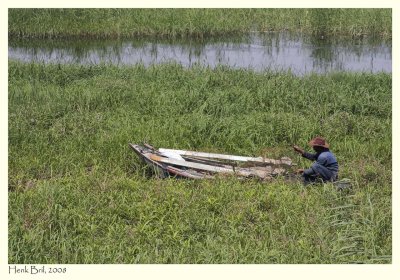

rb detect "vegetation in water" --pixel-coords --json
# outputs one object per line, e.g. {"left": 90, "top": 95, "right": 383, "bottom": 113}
{"left": 8, "top": 8, "right": 392, "bottom": 39}
{"left": 8, "top": 61, "right": 391, "bottom": 263}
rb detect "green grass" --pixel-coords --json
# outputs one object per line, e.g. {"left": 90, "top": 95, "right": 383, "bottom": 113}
{"left": 8, "top": 62, "right": 391, "bottom": 263}
{"left": 8, "top": 8, "right": 392, "bottom": 39}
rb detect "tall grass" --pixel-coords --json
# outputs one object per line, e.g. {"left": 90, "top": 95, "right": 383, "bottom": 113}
{"left": 8, "top": 62, "right": 391, "bottom": 263}
{"left": 8, "top": 8, "right": 392, "bottom": 39}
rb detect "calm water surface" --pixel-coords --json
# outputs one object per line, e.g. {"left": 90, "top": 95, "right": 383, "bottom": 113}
{"left": 8, "top": 32, "right": 392, "bottom": 75}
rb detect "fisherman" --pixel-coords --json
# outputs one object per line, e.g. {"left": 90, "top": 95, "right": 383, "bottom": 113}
{"left": 293, "top": 137, "right": 339, "bottom": 184}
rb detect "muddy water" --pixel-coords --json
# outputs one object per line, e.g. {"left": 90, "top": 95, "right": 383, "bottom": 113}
{"left": 8, "top": 32, "right": 391, "bottom": 75}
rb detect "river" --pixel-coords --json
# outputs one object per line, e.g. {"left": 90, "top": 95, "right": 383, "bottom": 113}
{"left": 8, "top": 32, "right": 391, "bottom": 75}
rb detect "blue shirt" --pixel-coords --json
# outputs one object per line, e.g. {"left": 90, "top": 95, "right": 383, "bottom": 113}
{"left": 302, "top": 150, "right": 339, "bottom": 175}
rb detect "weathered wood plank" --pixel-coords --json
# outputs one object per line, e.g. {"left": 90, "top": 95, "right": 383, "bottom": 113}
{"left": 166, "top": 166, "right": 215, "bottom": 179}
{"left": 149, "top": 154, "right": 281, "bottom": 179}
{"left": 158, "top": 148, "right": 292, "bottom": 166}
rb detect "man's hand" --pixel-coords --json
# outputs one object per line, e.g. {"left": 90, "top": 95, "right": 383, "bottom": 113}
{"left": 293, "top": 145, "right": 304, "bottom": 154}
{"left": 296, "top": 168, "right": 304, "bottom": 174}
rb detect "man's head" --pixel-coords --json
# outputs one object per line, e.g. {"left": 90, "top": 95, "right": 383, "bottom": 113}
{"left": 308, "top": 137, "right": 329, "bottom": 152}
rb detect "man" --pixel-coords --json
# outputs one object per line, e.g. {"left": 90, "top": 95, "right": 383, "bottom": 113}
{"left": 293, "top": 137, "right": 339, "bottom": 184}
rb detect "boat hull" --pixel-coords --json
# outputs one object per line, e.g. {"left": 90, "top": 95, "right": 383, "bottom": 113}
{"left": 129, "top": 143, "right": 291, "bottom": 180}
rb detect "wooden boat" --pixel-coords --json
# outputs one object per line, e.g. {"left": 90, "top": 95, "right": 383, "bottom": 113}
{"left": 129, "top": 143, "right": 293, "bottom": 180}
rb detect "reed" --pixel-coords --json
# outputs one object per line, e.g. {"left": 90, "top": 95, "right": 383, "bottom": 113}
{"left": 8, "top": 62, "right": 391, "bottom": 263}
{"left": 8, "top": 8, "right": 392, "bottom": 39}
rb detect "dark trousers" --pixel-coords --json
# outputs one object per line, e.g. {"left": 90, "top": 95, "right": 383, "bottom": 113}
{"left": 303, "top": 163, "right": 338, "bottom": 184}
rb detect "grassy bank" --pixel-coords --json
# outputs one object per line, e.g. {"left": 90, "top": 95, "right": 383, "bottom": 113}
{"left": 8, "top": 8, "right": 392, "bottom": 39}
{"left": 8, "top": 62, "right": 391, "bottom": 263}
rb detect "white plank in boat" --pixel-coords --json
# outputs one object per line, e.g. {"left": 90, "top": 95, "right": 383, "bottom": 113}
{"left": 158, "top": 148, "right": 291, "bottom": 166}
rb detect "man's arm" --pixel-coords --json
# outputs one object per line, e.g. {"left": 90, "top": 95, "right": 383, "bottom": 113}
{"left": 293, "top": 145, "right": 304, "bottom": 154}
{"left": 302, "top": 152, "right": 318, "bottom": 161}
{"left": 293, "top": 145, "right": 317, "bottom": 161}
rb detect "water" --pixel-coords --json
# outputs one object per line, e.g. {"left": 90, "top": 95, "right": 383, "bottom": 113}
{"left": 8, "top": 32, "right": 391, "bottom": 75}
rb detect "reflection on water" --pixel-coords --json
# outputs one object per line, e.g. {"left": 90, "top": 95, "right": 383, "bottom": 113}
{"left": 8, "top": 32, "right": 391, "bottom": 75}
